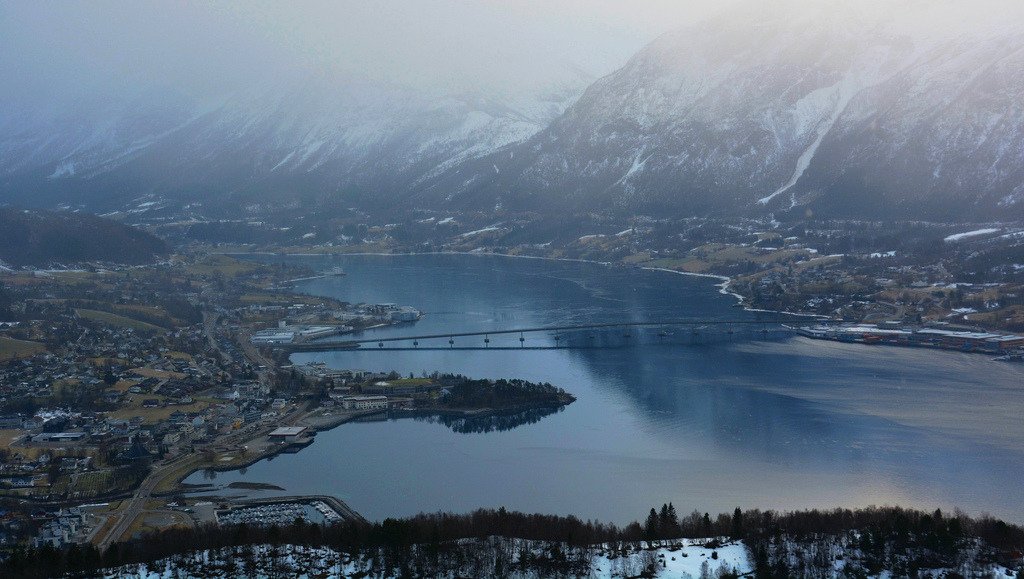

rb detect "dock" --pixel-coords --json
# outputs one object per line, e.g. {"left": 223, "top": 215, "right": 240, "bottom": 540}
{"left": 233, "top": 494, "right": 368, "bottom": 525}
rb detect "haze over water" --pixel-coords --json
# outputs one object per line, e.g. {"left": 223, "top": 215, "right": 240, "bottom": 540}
{"left": 191, "top": 254, "right": 1024, "bottom": 523}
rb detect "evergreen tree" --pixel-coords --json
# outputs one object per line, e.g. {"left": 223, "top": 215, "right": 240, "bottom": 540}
{"left": 731, "top": 507, "right": 744, "bottom": 538}
{"left": 644, "top": 508, "right": 660, "bottom": 541}
{"left": 666, "top": 502, "right": 680, "bottom": 536}
{"left": 659, "top": 504, "right": 671, "bottom": 537}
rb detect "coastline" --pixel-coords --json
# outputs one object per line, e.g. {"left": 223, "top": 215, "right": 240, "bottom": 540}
{"left": 225, "top": 248, "right": 829, "bottom": 320}
{"left": 150, "top": 248, "right": 1024, "bottom": 531}
{"left": 162, "top": 408, "right": 388, "bottom": 498}
{"left": 172, "top": 393, "right": 577, "bottom": 497}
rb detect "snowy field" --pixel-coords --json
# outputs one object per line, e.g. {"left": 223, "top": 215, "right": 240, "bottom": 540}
{"left": 95, "top": 538, "right": 1019, "bottom": 578}
{"left": 100, "top": 540, "right": 750, "bottom": 579}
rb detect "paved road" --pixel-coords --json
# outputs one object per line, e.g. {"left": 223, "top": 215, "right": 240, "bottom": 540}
{"left": 95, "top": 454, "right": 187, "bottom": 551}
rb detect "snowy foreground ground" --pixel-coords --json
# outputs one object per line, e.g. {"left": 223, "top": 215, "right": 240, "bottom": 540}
{"left": 591, "top": 539, "right": 749, "bottom": 578}
{"left": 100, "top": 539, "right": 748, "bottom": 579}
{"left": 97, "top": 538, "right": 1017, "bottom": 578}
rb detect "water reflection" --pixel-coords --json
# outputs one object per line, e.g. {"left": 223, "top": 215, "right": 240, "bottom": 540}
{"left": 190, "top": 254, "right": 1024, "bottom": 523}
{"left": 413, "top": 406, "right": 567, "bottom": 434}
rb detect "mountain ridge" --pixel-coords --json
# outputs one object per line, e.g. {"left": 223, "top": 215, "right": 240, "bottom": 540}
{"left": 413, "top": 6, "right": 1024, "bottom": 220}
{"left": 1, "top": 4, "right": 1023, "bottom": 220}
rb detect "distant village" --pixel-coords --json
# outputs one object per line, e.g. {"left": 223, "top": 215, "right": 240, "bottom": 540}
{"left": 0, "top": 255, "right": 430, "bottom": 550}
{"left": 0, "top": 251, "right": 575, "bottom": 553}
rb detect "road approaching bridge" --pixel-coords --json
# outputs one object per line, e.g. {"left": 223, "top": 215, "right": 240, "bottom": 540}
{"left": 281, "top": 318, "right": 805, "bottom": 352}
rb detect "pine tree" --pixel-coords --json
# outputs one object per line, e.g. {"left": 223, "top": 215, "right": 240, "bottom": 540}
{"left": 731, "top": 507, "right": 744, "bottom": 538}
{"left": 667, "top": 503, "right": 680, "bottom": 536}
{"left": 645, "top": 508, "right": 660, "bottom": 541}
{"left": 659, "top": 504, "right": 671, "bottom": 537}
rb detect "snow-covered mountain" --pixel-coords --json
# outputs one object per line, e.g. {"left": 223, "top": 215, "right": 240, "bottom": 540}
{"left": 416, "top": 4, "right": 1024, "bottom": 220}
{"left": 0, "top": 71, "right": 588, "bottom": 210}
{"left": 2, "top": 2, "right": 1023, "bottom": 220}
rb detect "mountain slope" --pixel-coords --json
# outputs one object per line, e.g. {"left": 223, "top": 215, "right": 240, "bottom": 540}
{"left": 415, "top": 6, "right": 1024, "bottom": 219}
{"left": 0, "top": 208, "right": 168, "bottom": 266}
{"left": 2, "top": 4, "right": 1022, "bottom": 220}
{"left": 0, "top": 72, "right": 587, "bottom": 212}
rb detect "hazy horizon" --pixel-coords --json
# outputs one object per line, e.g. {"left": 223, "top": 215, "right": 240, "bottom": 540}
{"left": 4, "top": 0, "right": 1023, "bottom": 111}
{"left": 0, "top": 0, "right": 741, "bottom": 109}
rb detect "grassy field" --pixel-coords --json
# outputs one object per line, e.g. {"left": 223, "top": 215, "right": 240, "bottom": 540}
{"left": 111, "top": 304, "right": 179, "bottom": 327}
{"left": 33, "top": 298, "right": 180, "bottom": 328}
{"left": 75, "top": 308, "right": 166, "bottom": 333}
{"left": 646, "top": 244, "right": 816, "bottom": 275}
{"left": 239, "top": 292, "right": 326, "bottom": 306}
{"left": 110, "top": 379, "right": 140, "bottom": 393}
{"left": 621, "top": 252, "right": 652, "bottom": 264}
{"left": 386, "top": 378, "right": 434, "bottom": 386}
{"left": 130, "top": 508, "right": 191, "bottom": 538}
{"left": 107, "top": 394, "right": 213, "bottom": 424}
{"left": 647, "top": 257, "right": 711, "bottom": 273}
{"left": 967, "top": 306, "right": 1024, "bottom": 330}
{"left": 185, "top": 254, "right": 260, "bottom": 278}
{"left": 164, "top": 351, "right": 195, "bottom": 362}
{"left": 0, "top": 336, "right": 46, "bottom": 360}
{"left": 129, "top": 367, "right": 186, "bottom": 380}
{"left": 0, "top": 429, "right": 26, "bottom": 450}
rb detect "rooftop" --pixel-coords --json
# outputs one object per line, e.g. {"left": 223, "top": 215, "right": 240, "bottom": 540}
{"left": 268, "top": 426, "right": 307, "bottom": 437}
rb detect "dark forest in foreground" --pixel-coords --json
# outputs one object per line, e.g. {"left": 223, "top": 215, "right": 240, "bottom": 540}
{"left": 4, "top": 505, "right": 1023, "bottom": 578}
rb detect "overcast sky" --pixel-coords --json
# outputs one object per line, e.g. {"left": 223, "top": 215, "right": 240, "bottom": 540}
{"left": 3, "top": 0, "right": 1022, "bottom": 110}
{"left": 0, "top": 0, "right": 738, "bottom": 107}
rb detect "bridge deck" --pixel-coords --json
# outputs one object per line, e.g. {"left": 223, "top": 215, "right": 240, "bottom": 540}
{"left": 279, "top": 318, "right": 804, "bottom": 352}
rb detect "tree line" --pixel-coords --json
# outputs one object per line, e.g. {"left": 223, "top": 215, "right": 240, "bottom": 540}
{"left": 2, "top": 504, "right": 1022, "bottom": 577}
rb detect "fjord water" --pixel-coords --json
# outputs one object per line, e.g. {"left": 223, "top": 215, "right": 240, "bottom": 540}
{"left": 193, "top": 254, "right": 1024, "bottom": 523}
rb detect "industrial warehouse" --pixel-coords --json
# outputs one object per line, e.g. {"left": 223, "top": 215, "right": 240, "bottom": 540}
{"left": 796, "top": 324, "right": 1024, "bottom": 355}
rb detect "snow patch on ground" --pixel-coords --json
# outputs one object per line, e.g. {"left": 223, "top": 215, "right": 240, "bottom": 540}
{"left": 592, "top": 539, "right": 749, "bottom": 578}
{"left": 460, "top": 225, "right": 502, "bottom": 237}
{"left": 756, "top": 77, "right": 857, "bottom": 207}
{"left": 944, "top": 228, "right": 1001, "bottom": 242}
{"left": 48, "top": 161, "right": 77, "bottom": 178}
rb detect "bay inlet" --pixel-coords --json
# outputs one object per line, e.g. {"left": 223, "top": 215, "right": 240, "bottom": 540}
{"left": 187, "top": 254, "right": 1024, "bottom": 524}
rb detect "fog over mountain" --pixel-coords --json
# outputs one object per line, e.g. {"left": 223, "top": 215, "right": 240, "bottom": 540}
{"left": 422, "top": 1, "right": 1024, "bottom": 220}
{"left": 1, "top": 0, "right": 1022, "bottom": 219}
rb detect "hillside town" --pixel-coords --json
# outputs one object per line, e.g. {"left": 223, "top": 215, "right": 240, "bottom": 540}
{"left": 0, "top": 251, "right": 586, "bottom": 553}
{"left": 0, "top": 254, "right": 436, "bottom": 550}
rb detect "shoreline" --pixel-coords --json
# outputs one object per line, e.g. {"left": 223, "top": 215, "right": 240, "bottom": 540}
{"left": 178, "top": 400, "right": 575, "bottom": 502}
{"left": 144, "top": 248, "right": 1024, "bottom": 531}
{"left": 225, "top": 248, "right": 829, "bottom": 321}
{"left": 161, "top": 408, "right": 388, "bottom": 498}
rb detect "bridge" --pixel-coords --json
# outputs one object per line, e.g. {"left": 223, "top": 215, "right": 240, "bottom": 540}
{"left": 281, "top": 318, "right": 807, "bottom": 352}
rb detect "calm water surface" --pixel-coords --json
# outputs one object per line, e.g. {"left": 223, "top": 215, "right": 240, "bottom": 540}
{"left": 189, "top": 254, "right": 1024, "bottom": 523}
